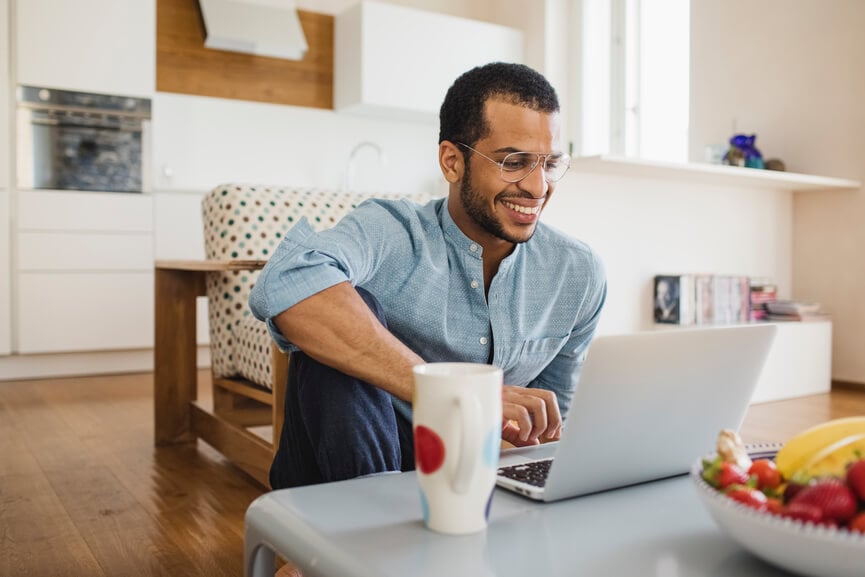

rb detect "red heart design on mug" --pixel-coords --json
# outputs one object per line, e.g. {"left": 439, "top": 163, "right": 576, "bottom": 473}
{"left": 414, "top": 425, "right": 446, "bottom": 474}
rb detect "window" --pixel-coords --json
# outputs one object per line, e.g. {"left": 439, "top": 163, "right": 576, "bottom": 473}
{"left": 576, "top": 0, "right": 689, "bottom": 162}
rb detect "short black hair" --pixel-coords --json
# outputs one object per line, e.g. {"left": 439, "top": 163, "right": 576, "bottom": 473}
{"left": 438, "top": 62, "right": 560, "bottom": 147}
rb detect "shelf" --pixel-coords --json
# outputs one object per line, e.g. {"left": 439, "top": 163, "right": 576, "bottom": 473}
{"left": 570, "top": 155, "right": 862, "bottom": 192}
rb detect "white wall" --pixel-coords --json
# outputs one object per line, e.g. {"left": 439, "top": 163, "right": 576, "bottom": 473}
{"left": 153, "top": 93, "right": 442, "bottom": 195}
{"left": 690, "top": 0, "right": 865, "bottom": 383}
{"left": 545, "top": 173, "right": 793, "bottom": 336}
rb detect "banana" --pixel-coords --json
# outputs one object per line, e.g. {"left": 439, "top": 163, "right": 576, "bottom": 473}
{"left": 774, "top": 416, "right": 865, "bottom": 479}
{"left": 793, "top": 432, "right": 865, "bottom": 481}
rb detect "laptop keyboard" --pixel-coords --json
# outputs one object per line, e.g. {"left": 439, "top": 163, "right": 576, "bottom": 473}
{"left": 497, "top": 459, "right": 553, "bottom": 487}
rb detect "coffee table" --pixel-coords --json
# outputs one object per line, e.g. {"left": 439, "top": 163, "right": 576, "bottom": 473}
{"left": 244, "top": 445, "right": 794, "bottom": 577}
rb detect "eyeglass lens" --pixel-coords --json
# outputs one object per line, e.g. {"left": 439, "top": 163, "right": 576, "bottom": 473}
{"left": 501, "top": 152, "right": 570, "bottom": 183}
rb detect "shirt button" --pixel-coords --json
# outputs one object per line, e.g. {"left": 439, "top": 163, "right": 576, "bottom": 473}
{"left": 469, "top": 244, "right": 478, "bottom": 252}
{"left": 479, "top": 337, "right": 488, "bottom": 345}
{"left": 470, "top": 280, "right": 479, "bottom": 289}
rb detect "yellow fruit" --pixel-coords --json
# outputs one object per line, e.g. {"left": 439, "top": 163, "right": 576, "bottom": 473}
{"left": 794, "top": 432, "right": 865, "bottom": 480}
{"left": 775, "top": 416, "right": 865, "bottom": 479}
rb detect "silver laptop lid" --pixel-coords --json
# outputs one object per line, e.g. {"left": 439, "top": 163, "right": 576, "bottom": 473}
{"left": 541, "top": 324, "right": 776, "bottom": 501}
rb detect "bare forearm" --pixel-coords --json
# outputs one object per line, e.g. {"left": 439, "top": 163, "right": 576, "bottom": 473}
{"left": 272, "top": 281, "right": 423, "bottom": 401}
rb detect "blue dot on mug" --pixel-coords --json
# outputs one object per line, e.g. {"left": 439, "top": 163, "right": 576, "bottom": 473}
{"left": 483, "top": 427, "right": 499, "bottom": 468}
{"left": 419, "top": 489, "right": 430, "bottom": 524}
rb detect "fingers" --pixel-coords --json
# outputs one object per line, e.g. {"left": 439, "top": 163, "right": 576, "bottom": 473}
{"left": 501, "top": 421, "right": 540, "bottom": 448}
{"left": 501, "top": 386, "right": 562, "bottom": 444}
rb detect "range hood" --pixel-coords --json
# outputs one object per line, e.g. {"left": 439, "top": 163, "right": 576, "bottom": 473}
{"left": 198, "top": 0, "right": 308, "bottom": 60}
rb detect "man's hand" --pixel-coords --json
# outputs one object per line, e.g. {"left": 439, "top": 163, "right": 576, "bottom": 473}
{"left": 501, "top": 386, "right": 562, "bottom": 447}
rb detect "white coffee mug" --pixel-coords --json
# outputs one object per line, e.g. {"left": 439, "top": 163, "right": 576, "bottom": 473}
{"left": 412, "top": 362, "right": 503, "bottom": 535}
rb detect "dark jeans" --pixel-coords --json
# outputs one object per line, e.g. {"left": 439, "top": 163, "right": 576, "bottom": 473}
{"left": 269, "top": 288, "right": 415, "bottom": 490}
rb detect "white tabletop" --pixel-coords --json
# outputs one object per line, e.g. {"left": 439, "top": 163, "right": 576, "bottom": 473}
{"left": 244, "top": 445, "right": 794, "bottom": 577}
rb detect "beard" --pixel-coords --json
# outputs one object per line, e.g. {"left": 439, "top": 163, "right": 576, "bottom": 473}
{"left": 459, "top": 164, "right": 538, "bottom": 244}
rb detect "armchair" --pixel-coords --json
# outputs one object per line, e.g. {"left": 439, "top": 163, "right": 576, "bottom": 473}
{"left": 199, "top": 183, "right": 437, "bottom": 486}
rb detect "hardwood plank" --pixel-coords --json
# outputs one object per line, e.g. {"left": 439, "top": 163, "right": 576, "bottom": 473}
{"left": 740, "top": 386, "right": 865, "bottom": 445}
{"left": 0, "top": 394, "right": 42, "bottom": 477}
{"left": 156, "top": 0, "right": 334, "bottom": 109}
{"left": 0, "top": 473, "right": 106, "bottom": 577}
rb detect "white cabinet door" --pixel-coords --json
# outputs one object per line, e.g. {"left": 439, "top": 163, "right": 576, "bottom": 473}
{"left": 15, "top": 190, "right": 155, "bottom": 354}
{"left": 153, "top": 192, "right": 210, "bottom": 345}
{"left": 18, "top": 190, "right": 153, "bottom": 232}
{"left": 0, "top": 0, "right": 8, "bottom": 183}
{"left": 17, "top": 272, "right": 154, "bottom": 353}
{"left": 0, "top": 190, "right": 10, "bottom": 356}
{"left": 18, "top": 232, "right": 153, "bottom": 271}
{"left": 16, "top": 0, "right": 155, "bottom": 97}
{"left": 0, "top": 0, "right": 10, "bottom": 355}
{"left": 335, "top": 2, "right": 523, "bottom": 120}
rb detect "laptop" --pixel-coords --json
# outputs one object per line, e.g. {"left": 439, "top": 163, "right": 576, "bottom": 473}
{"left": 496, "top": 324, "right": 777, "bottom": 502}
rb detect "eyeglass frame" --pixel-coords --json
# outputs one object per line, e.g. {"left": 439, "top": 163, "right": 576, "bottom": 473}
{"left": 456, "top": 142, "right": 571, "bottom": 183}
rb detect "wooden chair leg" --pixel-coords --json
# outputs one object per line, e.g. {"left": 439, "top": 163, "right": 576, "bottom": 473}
{"left": 271, "top": 344, "right": 289, "bottom": 455}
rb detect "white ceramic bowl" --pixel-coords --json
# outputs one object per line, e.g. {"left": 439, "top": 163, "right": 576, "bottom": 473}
{"left": 691, "top": 444, "right": 865, "bottom": 577}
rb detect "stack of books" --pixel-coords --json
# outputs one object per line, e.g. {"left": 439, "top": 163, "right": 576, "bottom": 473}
{"left": 764, "top": 300, "right": 829, "bottom": 322}
{"left": 749, "top": 279, "right": 778, "bottom": 321}
{"left": 653, "top": 274, "right": 831, "bottom": 325}
{"left": 653, "top": 274, "right": 750, "bottom": 325}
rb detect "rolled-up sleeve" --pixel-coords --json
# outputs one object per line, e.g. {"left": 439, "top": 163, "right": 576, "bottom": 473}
{"left": 248, "top": 200, "right": 403, "bottom": 352}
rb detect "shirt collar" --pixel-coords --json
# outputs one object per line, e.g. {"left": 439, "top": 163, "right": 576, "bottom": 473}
{"left": 438, "top": 198, "right": 524, "bottom": 264}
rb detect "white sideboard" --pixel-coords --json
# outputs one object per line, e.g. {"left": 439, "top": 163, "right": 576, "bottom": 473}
{"left": 15, "top": 190, "right": 154, "bottom": 353}
{"left": 749, "top": 320, "right": 832, "bottom": 403}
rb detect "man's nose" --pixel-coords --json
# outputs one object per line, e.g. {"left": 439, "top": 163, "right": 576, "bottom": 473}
{"left": 519, "top": 163, "right": 548, "bottom": 198}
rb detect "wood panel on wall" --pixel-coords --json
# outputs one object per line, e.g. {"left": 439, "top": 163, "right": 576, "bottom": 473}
{"left": 157, "top": 0, "right": 334, "bottom": 109}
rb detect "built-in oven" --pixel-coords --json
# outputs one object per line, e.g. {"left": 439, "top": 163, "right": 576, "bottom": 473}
{"left": 16, "top": 85, "right": 151, "bottom": 193}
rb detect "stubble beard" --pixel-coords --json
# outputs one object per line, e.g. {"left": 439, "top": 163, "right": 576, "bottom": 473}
{"left": 459, "top": 164, "right": 537, "bottom": 245}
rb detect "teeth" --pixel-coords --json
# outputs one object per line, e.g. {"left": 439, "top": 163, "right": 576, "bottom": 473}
{"left": 503, "top": 201, "right": 540, "bottom": 215}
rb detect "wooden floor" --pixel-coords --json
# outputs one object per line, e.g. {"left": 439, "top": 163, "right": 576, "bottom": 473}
{"left": 1, "top": 372, "right": 863, "bottom": 577}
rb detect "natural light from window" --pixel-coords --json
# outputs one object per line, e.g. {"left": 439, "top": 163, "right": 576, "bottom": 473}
{"left": 579, "top": 0, "right": 689, "bottom": 163}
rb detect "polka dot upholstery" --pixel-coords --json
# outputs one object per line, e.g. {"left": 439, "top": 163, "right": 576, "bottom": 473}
{"left": 202, "top": 183, "right": 438, "bottom": 390}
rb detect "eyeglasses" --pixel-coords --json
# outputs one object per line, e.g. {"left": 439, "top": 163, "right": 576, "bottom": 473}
{"left": 457, "top": 142, "right": 571, "bottom": 183}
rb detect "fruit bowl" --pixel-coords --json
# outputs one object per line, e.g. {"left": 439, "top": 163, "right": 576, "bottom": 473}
{"left": 692, "top": 444, "right": 865, "bottom": 577}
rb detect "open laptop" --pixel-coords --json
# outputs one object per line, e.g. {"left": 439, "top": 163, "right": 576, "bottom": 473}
{"left": 496, "top": 324, "right": 777, "bottom": 502}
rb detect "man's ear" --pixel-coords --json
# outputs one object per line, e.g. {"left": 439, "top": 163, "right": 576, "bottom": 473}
{"left": 438, "top": 141, "right": 463, "bottom": 184}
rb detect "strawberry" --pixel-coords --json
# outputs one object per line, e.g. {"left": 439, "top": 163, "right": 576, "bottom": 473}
{"left": 748, "top": 459, "right": 782, "bottom": 490}
{"left": 849, "top": 512, "right": 865, "bottom": 533}
{"left": 702, "top": 457, "right": 750, "bottom": 489}
{"left": 781, "top": 502, "right": 824, "bottom": 524}
{"left": 790, "top": 479, "right": 858, "bottom": 524}
{"left": 717, "top": 462, "right": 750, "bottom": 489}
{"left": 846, "top": 459, "right": 865, "bottom": 501}
{"left": 726, "top": 487, "right": 768, "bottom": 511}
{"left": 766, "top": 497, "right": 783, "bottom": 515}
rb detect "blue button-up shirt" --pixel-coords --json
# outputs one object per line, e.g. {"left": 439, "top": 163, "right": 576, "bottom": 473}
{"left": 249, "top": 197, "right": 606, "bottom": 420}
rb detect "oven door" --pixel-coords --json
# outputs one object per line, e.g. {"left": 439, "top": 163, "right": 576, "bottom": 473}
{"left": 17, "top": 107, "right": 147, "bottom": 193}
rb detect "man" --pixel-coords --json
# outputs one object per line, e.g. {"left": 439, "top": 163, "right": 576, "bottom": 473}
{"left": 250, "top": 62, "right": 606, "bottom": 489}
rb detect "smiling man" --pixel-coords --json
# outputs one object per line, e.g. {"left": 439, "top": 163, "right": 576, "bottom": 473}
{"left": 250, "top": 62, "right": 607, "bottom": 489}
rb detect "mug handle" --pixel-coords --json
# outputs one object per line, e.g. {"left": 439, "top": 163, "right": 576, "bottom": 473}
{"left": 452, "top": 394, "right": 482, "bottom": 494}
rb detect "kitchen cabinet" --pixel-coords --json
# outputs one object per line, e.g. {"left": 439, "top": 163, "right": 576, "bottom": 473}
{"left": 335, "top": 1, "right": 523, "bottom": 121}
{"left": 15, "top": 190, "right": 154, "bottom": 353}
{"left": 0, "top": 0, "right": 8, "bottom": 181}
{"left": 153, "top": 191, "right": 210, "bottom": 345}
{"left": 0, "top": 0, "right": 10, "bottom": 355}
{"left": 15, "top": 0, "right": 155, "bottom": 97}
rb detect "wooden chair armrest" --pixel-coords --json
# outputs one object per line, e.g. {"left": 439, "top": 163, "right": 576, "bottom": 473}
{"left": 155, "top": 259, "right": 267, "bottom": 272}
